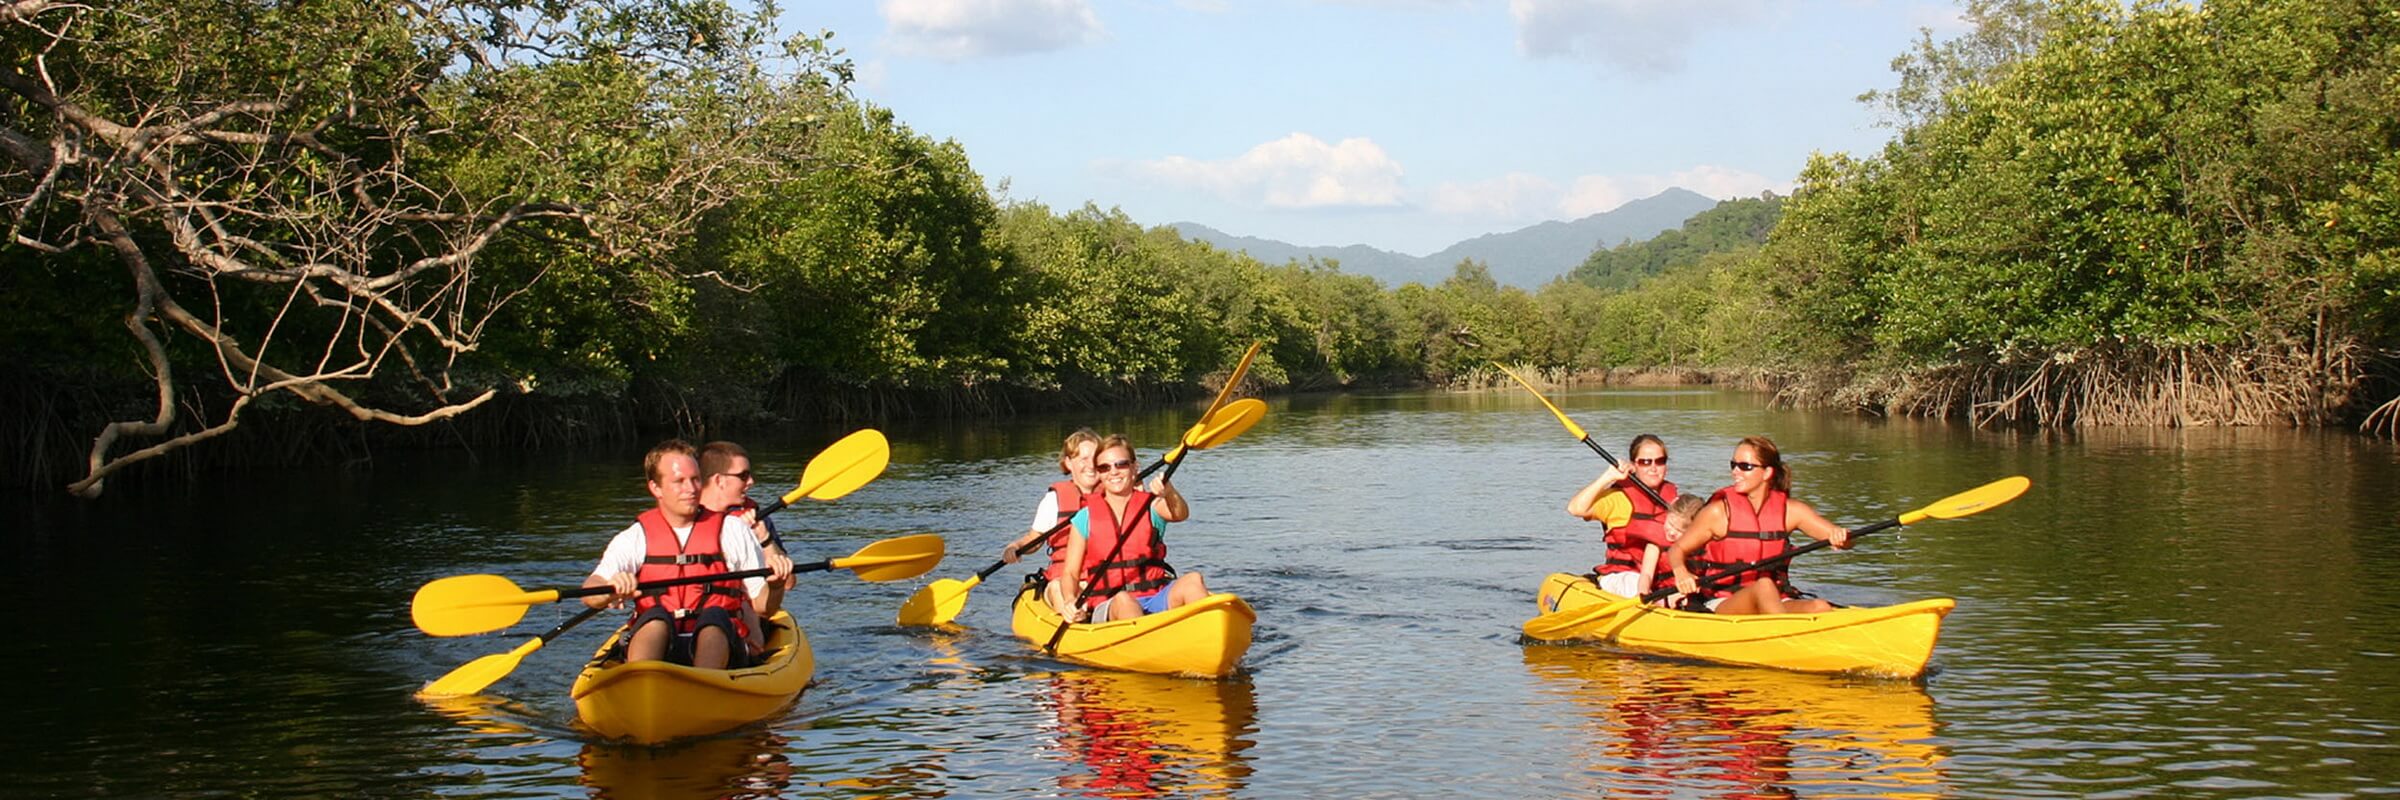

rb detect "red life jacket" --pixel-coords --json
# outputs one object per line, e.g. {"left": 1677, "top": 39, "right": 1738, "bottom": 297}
{"left": 1042, "top": 479, "right": 1096, "bottom": 580}
{"left": 632, "top": 507, "right": 751, "bottom": 639}
{"left": 1078, "top": 490, "right": 1174, "bottom": 608}
{"left": 1693, "top": 486, "right": 1792, "bottom": 599}
{"left": 1595, "top": 479, "right": 1679, "bottom": 590}
{"left": 723, "top": 496, "right": 776, "bottom": 548}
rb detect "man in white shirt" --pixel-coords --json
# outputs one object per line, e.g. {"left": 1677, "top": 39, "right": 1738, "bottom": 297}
{"left": 581, "top": 440, "right": 786, "bottom": 668}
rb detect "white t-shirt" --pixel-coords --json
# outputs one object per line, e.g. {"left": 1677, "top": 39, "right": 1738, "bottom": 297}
{"left": 591, "top": 513, "right": 769, "bottom": 599}
{"left": 1030, "top": 490, "right": 1062, "bottom": 532}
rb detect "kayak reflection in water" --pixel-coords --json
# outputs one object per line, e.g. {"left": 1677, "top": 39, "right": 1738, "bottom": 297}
{"left": 1037, "top": 671, "right": 1258, "bottom": 799}
{"left": 1054, "top": 434, "right": 1206, "bottom": 622}
{"left": 1003, "top": 428, "right": 1105, "bottom": 617}
{"left": 1666, "top": 436, "right": 1852, "bottom": 615}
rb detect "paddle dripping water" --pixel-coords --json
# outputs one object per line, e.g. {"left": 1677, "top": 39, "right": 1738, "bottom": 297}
{"left": 5, "top": 389, "right": 2399, "bottom": 796}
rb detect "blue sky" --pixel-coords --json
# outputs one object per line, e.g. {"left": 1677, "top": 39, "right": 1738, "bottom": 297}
{"left": 797, "top": 1, "right": 1967, "bottom": 256}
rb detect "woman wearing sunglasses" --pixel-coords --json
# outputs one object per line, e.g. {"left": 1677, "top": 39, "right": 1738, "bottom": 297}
{"left": 1567, "top": 434, "right": 1686, "bottom": 601}
{"left": 1053, "top": 434, "right": 1208, "bottom": 622}
{"left": 1664, "top": 435, "right": 1852, "bottom": 615}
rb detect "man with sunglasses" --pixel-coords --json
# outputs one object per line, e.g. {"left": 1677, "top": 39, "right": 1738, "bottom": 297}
{"left": 700, "top": 440, "right": 797, "bottom": 615}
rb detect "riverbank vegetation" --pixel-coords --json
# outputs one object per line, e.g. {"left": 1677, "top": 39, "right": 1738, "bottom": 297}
{"left": 6, "top": 0, "right": 2395, "bottom": 496}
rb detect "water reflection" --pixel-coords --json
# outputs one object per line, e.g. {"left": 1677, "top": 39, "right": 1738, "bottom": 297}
{"left": 1032, "top": 671, "right": 1259, "bottom": 798}
{"left": 418, "top": 692, "right": 544, "bottom": 739}
{"left": 579, "top": 731, "right": 796, "bottom": 800}
{"left": 1522, "top": 646, "right": 1945, "bottom": 799}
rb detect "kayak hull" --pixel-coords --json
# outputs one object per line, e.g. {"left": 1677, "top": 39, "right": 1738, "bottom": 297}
{"left": 1532, "top": 572, "right": 1952, "bottom": 679}
{"left": 1011, "top": 583, "right": 1255, "bottom": 677}
{"left": 571, "top": 611, "right": 814, "bottom": 744}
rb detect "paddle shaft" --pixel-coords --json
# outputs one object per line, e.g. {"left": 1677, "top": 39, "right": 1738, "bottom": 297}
{"left": 1639, "top": 517, "right": 1900, "bottom": 604}
{"left": 564, "top": 561, "right": 854, "bottom": 601}
{"left": 1493, "top": 362, "right": 1672, "bottom": 511}
{"left": 542, "top": 604, "right": 609, "bottom": 640}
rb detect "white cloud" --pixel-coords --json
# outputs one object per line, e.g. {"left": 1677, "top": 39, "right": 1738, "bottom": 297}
{"left": 1509, "top": 0, "right": 1772, "bottom": 74}
{"left": 1560, "top": 165, "right": 1787, "bottom": 217}
{"left": 1425, "top": 172, "right": 1559, "bottom": 219}
{"left": 880, "top": 0, "right": 1104, "bottom": 60}
{"left": 1127, "top": 133, "right": 1407, "bottom": 210}
{"left": 1420, "top": 164, "right": 1780, "bottom": 227}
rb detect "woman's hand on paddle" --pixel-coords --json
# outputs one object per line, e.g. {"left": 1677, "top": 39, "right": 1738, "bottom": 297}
{"left": 1672, "top": 569, "right": 1699, "bottom": 597}
{"left": 1001, "top": 532, "right": 1035, "bottom": 564}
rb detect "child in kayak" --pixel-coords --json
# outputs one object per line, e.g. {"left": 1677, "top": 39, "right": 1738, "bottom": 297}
{"left": 1665, "top": 435, "right": 1852, "bottom": 614}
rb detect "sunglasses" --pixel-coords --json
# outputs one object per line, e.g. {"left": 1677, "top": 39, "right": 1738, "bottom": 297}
{"left": 1729, "top": 461, "right": 1767, "bottom": 472}
{"left": 1095, "top": 459, "right": 1136, "bottom": 473}
{"left": 1632, "top": 457, "right": 1668, "bottom": 467}
{"left": 725, "top": 470, "right": 753, "bottom": 481}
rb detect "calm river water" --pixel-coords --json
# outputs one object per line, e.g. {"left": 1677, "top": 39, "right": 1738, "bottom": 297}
{"left": 6, "top": 387, "right": 2399, "bottom": 798}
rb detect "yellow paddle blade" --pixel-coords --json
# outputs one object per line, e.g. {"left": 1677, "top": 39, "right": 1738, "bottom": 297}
{"left": 1188, "top": 398, "right": 1266, "bottom": 449}
{"left": 1199, "top": 341, "right": 1265, "bottom": 421}
{"left": 1898, "top": 476, "right": 2031, "bottom": 525}
{"left": 896, "top": 575, "right": 982, "bottom": 626}
{"left": 830, "top": 533, "right": 946, "bottom": 582}
{"left": 1492, "top": 362, "right": 1590, "bottom": 442}
{"left": 1521, "top": 597, "right": 1636, "bottom": 641}
{"left": 410, "top": 575, "right": 561, "bottom": 637}
{"left": 417, "top": 636, "right": 544, "bottom": 698}
{"left": 777, "top": 428, "right": 890, "bottom": 507}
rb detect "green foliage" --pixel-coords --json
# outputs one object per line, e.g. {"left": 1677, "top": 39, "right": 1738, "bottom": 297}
{"left": 1569, "top": 195, "right": 1783, "bottom": 290}
{"left": 16, "top": 0, "right": 2400, "bottom": 493}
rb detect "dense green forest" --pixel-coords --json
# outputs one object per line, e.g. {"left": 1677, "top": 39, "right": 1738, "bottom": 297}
{"left": 4, "top": 0, "right": 2395, "bottom": 496}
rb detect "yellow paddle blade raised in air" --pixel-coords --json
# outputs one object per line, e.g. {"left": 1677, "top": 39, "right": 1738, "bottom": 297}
{"left": 1491, "top": 362, "right": 1590, "bottom": 442}
{"left": 1189, "top": 398, "right": 1266, "bottom": 449}
{"left": 779, "top": 428, "right": 891, "bottom": 507}
{"left": 1202, "top": 341, "right": 1265, "bottom": 420}
{"left": 826, "top": 533, "right": 946, "bottom": 582}
{"left": 1897, "top": 476, "right": 2031, "bottom": 526}
{"left": 409, "top": 574, "right": 560, "bottom": 637}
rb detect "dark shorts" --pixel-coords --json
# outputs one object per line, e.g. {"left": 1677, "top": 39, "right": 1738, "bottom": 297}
{"left": 626, "top": 606, "right": 751, "bottom": 669}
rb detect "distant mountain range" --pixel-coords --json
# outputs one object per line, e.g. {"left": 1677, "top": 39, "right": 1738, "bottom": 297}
{"left": 1170, "top": 187, "right": 1719, "bottom": 289}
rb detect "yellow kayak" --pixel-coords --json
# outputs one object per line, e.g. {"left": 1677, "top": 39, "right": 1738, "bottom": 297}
{"left": 1531, "top": 572, "right": 1952, "bottom": 679}
{"left": 571, "top": 611, "right": 813, "bottom": 744}
{"left": 1011, "top": 582, "right": 1255, "bottom": 677}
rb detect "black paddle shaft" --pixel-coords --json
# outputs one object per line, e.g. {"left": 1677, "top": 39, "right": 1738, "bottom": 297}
{"left": 556, "top": 565, "right": 787, "bottom": 600}
{"left": 1638, "top": 517, "right": 1900, "bottom": 604}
